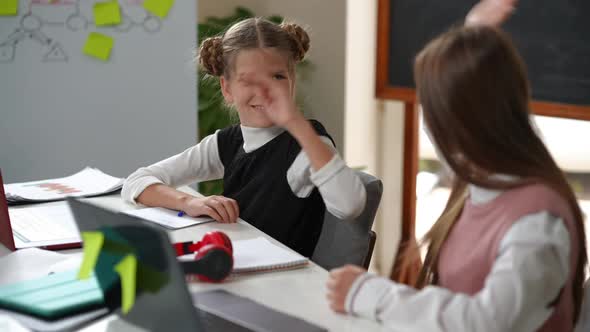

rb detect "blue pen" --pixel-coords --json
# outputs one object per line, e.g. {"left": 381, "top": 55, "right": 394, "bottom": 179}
{"left": 177, "top": 211, "right": 185, "bottom": 217}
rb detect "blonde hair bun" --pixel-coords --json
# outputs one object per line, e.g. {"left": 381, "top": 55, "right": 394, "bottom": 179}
{"left": 199, "top": 36, "right": 224, "bottom": 76}
{"left": 280, "top": 22, "right": 310, "bottom": 62}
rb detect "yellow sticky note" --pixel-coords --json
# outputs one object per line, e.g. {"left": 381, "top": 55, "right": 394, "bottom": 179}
{"left": 114, "top": 254, "right": 137, "bottom": 315}
{"left": 143, "top": 0, "right": 174, "bottom": 19}
{"left": 93, "top": 1, "right": 121, "bottom": 26}
{"left": 78, "top": 232, "right": 105, "bottom": 280}
{"left": 83, "top": 32, "right": 114, "bottom": 61}
{"left": 0, "top": 0, "right": 18, "bottom": 16}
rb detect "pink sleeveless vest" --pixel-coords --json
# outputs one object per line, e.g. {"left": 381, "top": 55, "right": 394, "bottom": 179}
{"left": 438, "top": 184, "right": 578, "bottom": 331}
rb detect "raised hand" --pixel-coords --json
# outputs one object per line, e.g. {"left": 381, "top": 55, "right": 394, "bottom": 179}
{"left": 251, "top": 77, "right": 305, "bottom": 129}
{"left": 182, "top": 195, "right": 239, "bottom": 223}
{"left": 466, "top": 0, "right": 518, "bottom": 27}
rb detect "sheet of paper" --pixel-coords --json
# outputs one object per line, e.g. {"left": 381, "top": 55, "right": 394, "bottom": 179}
{"left": 0, "top": 248, "right": 69, "bottom": 286}
{"left": 47, "top": 254, "right": 83, "bottom": 275}
{"left": 123, "top": 207, "right": 213, "bottom": 229}
{"left": 0, "top": 307, "right": 108, "bottom": 332}
{"left": 83, "top": 32, "right": 114, "bottom": 61}
{"left": 5, "top": 167, "right": 123, "bottom": 202}
{"left": 93, "top": 1, "right": 121, "bottom": 26}
{"left": 143, "top": 0, "right": 174, "bottom": 18}
{"left": 0, "top": 0, "right": 18, "bottom": 16}
{"left": 0, "top": 315, "right": 30, "bottom": 332}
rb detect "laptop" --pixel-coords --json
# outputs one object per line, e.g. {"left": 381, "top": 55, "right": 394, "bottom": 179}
{"left": 67, "top": 198, "right": 327, "bottom": 332}
{"left": 0, "top": 169, "right": 81, "bottom": 251}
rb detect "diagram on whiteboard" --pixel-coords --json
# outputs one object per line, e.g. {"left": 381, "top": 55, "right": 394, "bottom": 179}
{"left": 0, "top": 0, "right": 174, "bottom": 63}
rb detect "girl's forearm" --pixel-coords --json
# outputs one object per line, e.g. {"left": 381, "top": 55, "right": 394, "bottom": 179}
{"left": 284, "top": 117, "right": 334, "bottom": 171}
{"left": 136, "top": 183, "right": 194, "bottom": 211}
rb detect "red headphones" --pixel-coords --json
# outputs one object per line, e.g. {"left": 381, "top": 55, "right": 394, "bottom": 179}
{"left": 174, "top": 231, "right": 233, "bottom": 283}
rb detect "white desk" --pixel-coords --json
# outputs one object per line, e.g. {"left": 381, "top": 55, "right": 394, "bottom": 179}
{"left": 0, "top": 190, "right": 387, "bottom": 332}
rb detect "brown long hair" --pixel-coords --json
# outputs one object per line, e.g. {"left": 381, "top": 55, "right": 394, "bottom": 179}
{"left": 414, "top": 26, "right": 588, "bottom": 323}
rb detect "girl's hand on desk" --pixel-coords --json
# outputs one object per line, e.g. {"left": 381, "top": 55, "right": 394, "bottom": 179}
{"left": 326, "top": 265, "right": 366, "bottom": 313}
{"left": 182, "top": 195, "right": 239, "bottom": 223}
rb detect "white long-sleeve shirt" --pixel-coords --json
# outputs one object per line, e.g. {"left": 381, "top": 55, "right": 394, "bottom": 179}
{"left": 121, "top": 125, "right": 367, "bottom": 220}
{"left": 345, "top": 184, "right": 572, "bottom": 332}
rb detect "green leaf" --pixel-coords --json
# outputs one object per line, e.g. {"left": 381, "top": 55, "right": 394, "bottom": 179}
{"left": 267, "top": 15, "right": 283, "bottom": 24}
{"left": 235, "top": 7, "right": 254, "bottom": 18}
{"left": 199, "top": 179, "right": 224, "bottom": 196}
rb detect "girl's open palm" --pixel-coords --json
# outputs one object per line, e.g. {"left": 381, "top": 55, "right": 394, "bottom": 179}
{"left": 466, "top": 0, "right": 518, "bottom": 27}
{"left": 256, "top": 79, "right": 304, "bottom": 128}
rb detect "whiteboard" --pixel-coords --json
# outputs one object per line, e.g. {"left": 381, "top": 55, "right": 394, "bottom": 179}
{"left": 0, "top": 0, "right": 197, "bottom": 183}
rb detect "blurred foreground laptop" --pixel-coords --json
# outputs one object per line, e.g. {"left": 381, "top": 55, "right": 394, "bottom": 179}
{"left": 67, "top": 198, "right": 327, "bottom": 332}
{"left": 0, "top": 169, "right": 80, "bottom": 251}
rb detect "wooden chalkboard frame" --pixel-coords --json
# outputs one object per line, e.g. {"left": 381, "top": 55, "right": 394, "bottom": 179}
{"left": 376, "top": 0, "right": 590, "bottom": 285}
{"left": 376, "top": 0, "right": 590, "bottom": 120}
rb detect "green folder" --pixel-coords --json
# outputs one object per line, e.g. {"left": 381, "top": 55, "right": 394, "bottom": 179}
{"left": 0, "top": 270, "right": 105, "bottom": 320}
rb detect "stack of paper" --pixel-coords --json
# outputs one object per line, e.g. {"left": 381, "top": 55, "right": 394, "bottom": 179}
{"left": 4, "top": 167, "right": 123, "bottom": 205}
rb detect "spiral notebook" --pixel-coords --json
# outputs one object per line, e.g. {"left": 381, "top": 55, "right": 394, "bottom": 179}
{"left": 179, "top": 237, "right": 309, "bottom": 274}
{"left": 230, "top": 237, "right": 309, "bottom": 273}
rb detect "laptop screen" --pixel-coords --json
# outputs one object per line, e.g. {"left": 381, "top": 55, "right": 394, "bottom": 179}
{"left": 67, "top": 199, "right": 324, "bottom": 332}
{"left": 67, "top": 198, "right": 203, "bottom": 331}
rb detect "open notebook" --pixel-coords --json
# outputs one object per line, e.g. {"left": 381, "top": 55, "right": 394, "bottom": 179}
{"left": 233, "top": 237, "right": 309, "bottom": 273}
{"left": 179, "top": 237, "right": 309, "bottom": 274}
{"left": 232, "top": 237, "right": 309, "bottom": 273}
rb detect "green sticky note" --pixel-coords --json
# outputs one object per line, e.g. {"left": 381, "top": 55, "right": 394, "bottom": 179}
{"left": 143, "top": 0, "right": 174, "bottom": 19}
{"left": 83, "top": 32, "right": 114, "bottom": 61}
{"left": 0, "top": 0, "right": 18, "bottom": 16}
{"left": 114, "top": 254, "right": 137, "bottom": 314}
{"left": 78, "top": 232, "right": 105, "bottom": 280}
{"left": 93, "top": 1, "right": 121, "bottom": 26}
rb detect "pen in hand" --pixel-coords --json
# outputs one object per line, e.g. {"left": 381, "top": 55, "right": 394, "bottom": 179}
{"left": 177, "top": 211, "right": 185, "bottom": 217}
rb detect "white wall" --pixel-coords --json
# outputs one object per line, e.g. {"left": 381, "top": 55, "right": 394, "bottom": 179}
{"left": 344, "top": 0, "right": 404, "bottom": 275}
{"left": 375, "top": 102, "right": 405, "bottom": 274}
{"left": 344, "top": 0, "right": 379, "bottom": 174}
{"left": 198, "top": 0, "right": 346, "bottom": 150}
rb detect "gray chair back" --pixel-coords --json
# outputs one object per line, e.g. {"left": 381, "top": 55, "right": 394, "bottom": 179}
{"left": 311, "top": 171, "right": 383, "bottom": 270}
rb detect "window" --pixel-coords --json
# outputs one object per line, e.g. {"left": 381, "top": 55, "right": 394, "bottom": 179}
{"left": 416, "top": 114, "right": 590, "bottom": 260}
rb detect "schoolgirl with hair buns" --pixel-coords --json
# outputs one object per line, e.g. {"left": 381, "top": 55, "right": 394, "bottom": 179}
{"left": 122, "top": 18, "right": 366, "bottom": 257}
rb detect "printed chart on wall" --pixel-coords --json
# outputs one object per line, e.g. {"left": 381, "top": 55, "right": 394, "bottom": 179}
{"left": 0, "top": 0, "right": 175, "bottom": 63}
